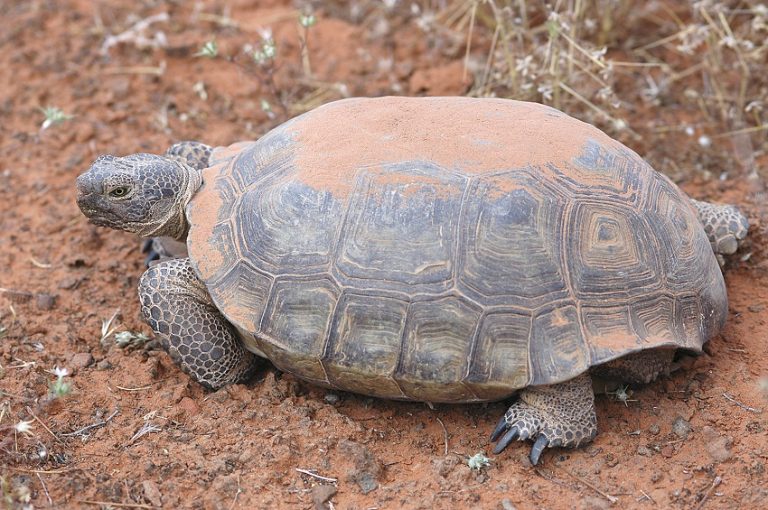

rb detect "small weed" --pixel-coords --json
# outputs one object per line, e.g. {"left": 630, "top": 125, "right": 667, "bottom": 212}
{"left": 299, "top": 10, "right": 317, "bottom": 77}
{"left": 195, "top": 40, "right": 218, "bottom": 58}
{"left": 39, "top": 106, "right": 73, "bottom": 130}
{"left": 467, "top": 452, "right": 491, "bottom": 470}
{"left": 14, "top": 420, "right": 34, "bottom": 438}
{"left": 607, "top": 384, "right": 637, "bottom": 407}
{"left": 114, "top": 330, "right": 151, "bottom": 350}
{"left": 48, "top": 366, "right": 72, "bottom": 399}
{"left": 100, "top": 310, "right": 120, "bottom": 348}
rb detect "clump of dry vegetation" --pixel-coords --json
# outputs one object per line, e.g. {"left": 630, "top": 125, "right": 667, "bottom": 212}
{"left": 440, "top": 0, "right": 766, "bottom": 190}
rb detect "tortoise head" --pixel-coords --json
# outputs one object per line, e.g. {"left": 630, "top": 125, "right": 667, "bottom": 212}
{"left": 76, "top": 153, "right": 202, "bottom": 240}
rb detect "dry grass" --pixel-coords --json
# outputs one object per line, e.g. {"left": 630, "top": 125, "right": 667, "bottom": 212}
{"left": 437, "top": 0, "right": 766, "bottom": 192}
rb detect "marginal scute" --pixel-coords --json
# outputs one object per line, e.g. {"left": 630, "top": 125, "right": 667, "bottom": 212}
{"left": 324, "top": 292, "right": 408, "bottom": 398}
{"left": 206, "top": 261, "right": 272, "bottom": 335}
{"left": 260, "top": 277, "right": 340, "bottom": 384}
{"left": 396, "top": 296, "right": 481, "bottom": 401}
{"left": 466, "top": 310, "right": 532, "bottom": 400}
{"left": 529, "top": 305, "right": 590, "bottom": 384}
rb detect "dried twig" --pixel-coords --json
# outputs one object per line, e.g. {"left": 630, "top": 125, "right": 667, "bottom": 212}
{"left": 555, "top": 464, "right": 618, "bottom": 504}
{"left": 722, "top": 393, "right": 762, "bottom": 413}
{"left": 80, "top": 500, "right": 158, "bottom": 509}
{"left": 60, "top": 409, "right": 119, "bottom": 437}
{"left": 36, "top": 471, "right": 52, "bottom": 506}
{"left": 694, "top": 476, "right": 722, "bottom": 510}
{"left": 295, "top": 468, "right": 338, "bottom": 483}
{"left": 435, "top": 416, "right": 449, "bottom": 456}
{"left": 25, "top": 406, "right": 64, "bottom": 445}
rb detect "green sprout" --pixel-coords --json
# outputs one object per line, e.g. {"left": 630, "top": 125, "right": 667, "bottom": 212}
{"left": 39, "top": 106, "right": 73, "bottom": 130}
{"left": 253, "top": 38, "right": 276, "bottom": 64}
{"left": 48, "top": 366, "right": 72, "bottom": 398}
{"left": 467, "top": 452, "right": 491, "bottom": 470}
{"left": 195, "top": 40, "right": 218, "bottom": 58}
{"left": 299, "top": 13, "right": 317, "bottom": 28}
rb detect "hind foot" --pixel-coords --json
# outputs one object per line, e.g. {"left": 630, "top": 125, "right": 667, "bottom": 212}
{"left": 490, "top": 373, "right": 597, "bottom": 465}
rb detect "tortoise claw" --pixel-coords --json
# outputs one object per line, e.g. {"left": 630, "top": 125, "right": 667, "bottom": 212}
{"left": 141, "top": 239, "right": 162, "bottom": 267}
{"left": 490, "top": 415, "right": 509, "bottom": 442}
{"left": 530, "top": 434, "right": 549, "bottom": 465}
{"left": 492, "top": 425, "right": 520, "bottom": 454}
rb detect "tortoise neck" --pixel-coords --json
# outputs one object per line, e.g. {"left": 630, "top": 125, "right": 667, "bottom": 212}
{"left": 138, "top": 163, "right": 202, "bottom": 241}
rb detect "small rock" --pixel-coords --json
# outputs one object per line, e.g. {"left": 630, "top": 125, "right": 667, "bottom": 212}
{"left": 142, "top": 480, "right": 162, "bottom": 507}
{"left": 637, "top": 445, "right": 651, "bottom": 456}
{"left": 35, "top": 293, "right": 56, "bottom": 311}
{"left": 70, "top": 352, "right": 94, "bottom": 370}
{"left": 648, "top": 423, "right": 660, "bottom": 435}
{"left": 340, "top": 440, "right": 382, "bottom": 494}
{"left": 672, "top": 416, "right": 691, "bottom": 439}
{"left": 176, "top": 396, "right": 200, "bottom": 417}
{"left": 433, "top": 454, "right": 459, "bottom": 477}
{"left": 651, "top": 471, "right": 663, "bottom": 483}
{"left": 96, "top": 359, "right": 112, "bottom": 370}
{"left": 702, "top": 426, "right": 732, "bottom": 462}
{"left": 660, "top": 445, "right": 675, "bottom": 458}
{"left": 57, "top": 277, "right": 80, "bottom": 290}
{"left": 748, "top": 304, "right": 765, "bottom": 313}
{"left": 500, "top": 498, "right": 518, "bottom": 510}
{"left": 311, "top": 484, "right": 337, "bottom": 510}
{"left": 324, "top": 392, "right": 340, "bottom": 405}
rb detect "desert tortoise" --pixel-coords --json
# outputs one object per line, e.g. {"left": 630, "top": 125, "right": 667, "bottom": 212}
{"left": 76, "top": 97, "right": 749, "bottom": 464}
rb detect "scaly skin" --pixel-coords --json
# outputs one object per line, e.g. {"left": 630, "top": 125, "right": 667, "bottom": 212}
{"left": 138, "top": 258, "right": 258, "bottom": 389}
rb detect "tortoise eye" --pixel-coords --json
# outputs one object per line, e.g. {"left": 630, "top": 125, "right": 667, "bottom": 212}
{"left": 109, "top": 186, "right": 130, "bottom": 198}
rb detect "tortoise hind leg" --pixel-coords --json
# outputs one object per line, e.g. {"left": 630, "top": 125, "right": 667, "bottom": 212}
{"left": 139, "top": 258, "right": 258, "bottom": 389}
{"left": 491, "top": 373, "right": 597, "bottom": 465}
{"left": 690, "top": 199, "right": 749, "bottom": 266}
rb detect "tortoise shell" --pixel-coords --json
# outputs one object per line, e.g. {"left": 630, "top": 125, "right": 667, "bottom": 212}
{"left": 186, "top": 97, "right": 726, "bottom": 403}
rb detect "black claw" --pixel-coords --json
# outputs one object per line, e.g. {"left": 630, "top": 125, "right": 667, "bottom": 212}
{"left": 490, "top": 415, "right": 509, "bottom": 442}
{"left": 492, "top": 425, "right": 519, "bottom": 454}
{"left": 530, "top": 434, "right": 549, "bottom": 465}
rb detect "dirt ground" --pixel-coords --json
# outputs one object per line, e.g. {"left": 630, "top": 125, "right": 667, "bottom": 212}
{"left": 1, "top": 1, "right": 767, "bottom": 509}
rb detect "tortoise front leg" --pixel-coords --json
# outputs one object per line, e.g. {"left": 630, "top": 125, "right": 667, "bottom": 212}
{"left": 490, "top": 373, "right": 597, "bottom": 465}
{"left": 165, "top": 141, "right": 213, "bottom": 171}
{"left": 690, "top": 199, "right": 749, "bottom": 266}
{"left": 138, "top": 258, "right": 258, "bottom": 389}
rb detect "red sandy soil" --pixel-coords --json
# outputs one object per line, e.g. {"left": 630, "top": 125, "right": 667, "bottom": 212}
{"left": 1, "top": 1, "right": 766, "bottom": 509}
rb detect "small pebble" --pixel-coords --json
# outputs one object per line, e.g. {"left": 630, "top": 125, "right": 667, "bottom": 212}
{"left": 142, "top": 480, "right": 162, "bottom": 507}
{"left": 637, "top": 445, "right": 651, "bottom": 456}
{"left": 35, "top": 293, "right": 56, "bottom": 311}
{"left": 648, "top": 423, "right": 660, "bottom": 435}
{"left": 312, "top": 484, "right": 337, "bottom": 510}
{"left": 672, "top": 416, "right": 691, "bottom": 439}
{"left": 70, "top": 352, "right": 94, "bottom": 370}
{"left": 96, "top": 359, "right": 112, "bottom": 370}
{"left": 500, "top": 498, "right": 518, "bottom": 510}
{"left": 324, "top": 392, "right": 340, "bottom": 405}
